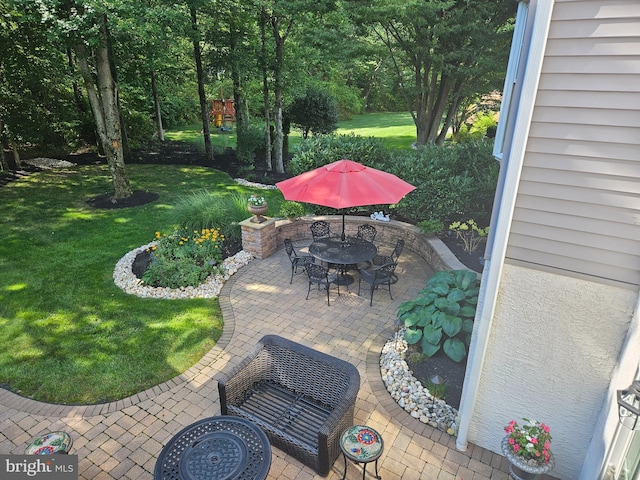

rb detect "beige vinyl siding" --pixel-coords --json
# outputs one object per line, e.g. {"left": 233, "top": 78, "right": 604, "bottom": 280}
{"left": 505, "top": 0, "right": 640, "bottom": 288}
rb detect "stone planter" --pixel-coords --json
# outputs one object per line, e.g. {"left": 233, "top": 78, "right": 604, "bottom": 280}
{"left": 501, "top": 436, "right": 555, "bottom": 480}
{"left": 248, "top": 203, "right": 268, "bottom": 223}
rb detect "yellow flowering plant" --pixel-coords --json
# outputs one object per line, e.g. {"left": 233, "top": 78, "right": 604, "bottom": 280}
{"left": 449, "top": 219, "right": 489, "bottom": 253}
{"left": 143, "top": 226, "right": 225, "bottom": 288}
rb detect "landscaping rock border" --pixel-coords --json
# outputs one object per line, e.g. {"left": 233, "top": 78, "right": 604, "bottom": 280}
{"left": 113, "top": 242, "right": 253, "bottom": 299}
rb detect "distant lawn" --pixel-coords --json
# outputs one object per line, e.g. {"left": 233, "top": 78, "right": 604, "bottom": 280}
{"left": 0, "top": 164, "right": 282, "bottom": 404}
{"left": 165, "top": 111, "right": 416, "bottom": 152}
{"left": 336, "top": 112, "right": 416, "bottom": 149}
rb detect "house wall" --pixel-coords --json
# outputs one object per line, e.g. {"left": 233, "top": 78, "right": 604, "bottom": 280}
{"left": 505, "top": 0, "right": 640, "bottom": 288}
{"left": 468, "top": 264, "right": 636, "bottom": 479}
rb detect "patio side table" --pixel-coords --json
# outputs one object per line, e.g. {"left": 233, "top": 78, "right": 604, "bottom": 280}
{"left": 24, "top": 431, "right": 73, "bottom": 455}
{"left": 340, "top": 425, "right": 383, "bottom": 480}
{"left": 154, "top": 416, "right": 271, "bottom": 480}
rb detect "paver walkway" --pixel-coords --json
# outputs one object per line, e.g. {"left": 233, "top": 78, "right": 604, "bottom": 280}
{"left": 0, "top": 241, "right": 516, "bottom": 480}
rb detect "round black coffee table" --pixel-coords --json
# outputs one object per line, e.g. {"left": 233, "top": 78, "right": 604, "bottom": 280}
{"left": 154, "top": 416, "right": 271, "bottom": 480}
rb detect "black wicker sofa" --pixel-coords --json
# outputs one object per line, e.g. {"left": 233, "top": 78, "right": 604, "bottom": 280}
{"left": 217, "top": 335, "right": 361, "bottom": 476}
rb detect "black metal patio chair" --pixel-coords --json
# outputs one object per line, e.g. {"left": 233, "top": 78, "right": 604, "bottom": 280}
{"left": 306, "top": 263, "right": 339, "bottom": 306}
{"left": 372, "top": 238, "right": 405, "bottom": 269}
{"left": 358, "top": 262, "right": 397, "bottom": 306}
{"left": 310, "top": 220, "right": 332, "bottom": 241}
{"left": 356, "top": 224, "right": 377, "bottom": 243}
{"left": 284, "top": 238, "right": 315, "bottom": 284}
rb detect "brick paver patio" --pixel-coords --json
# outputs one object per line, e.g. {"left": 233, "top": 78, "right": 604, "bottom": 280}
{"left": 0, "top": 241, "right": 518, "bottom": 479}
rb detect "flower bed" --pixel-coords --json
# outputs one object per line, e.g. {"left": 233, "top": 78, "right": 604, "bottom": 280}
{"left": 114, "top": 243, "right": 253, "bottom": 299}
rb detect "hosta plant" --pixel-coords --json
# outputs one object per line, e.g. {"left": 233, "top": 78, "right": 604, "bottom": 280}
{"left": 397, "top": 270, "right": 480, "bottom": 362}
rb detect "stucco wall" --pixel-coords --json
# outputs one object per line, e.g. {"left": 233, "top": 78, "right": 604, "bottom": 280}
{"left": 468, "top": 264, "right": 637, "bottom": 479}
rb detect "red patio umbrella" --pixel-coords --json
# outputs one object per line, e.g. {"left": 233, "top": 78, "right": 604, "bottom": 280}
{"left": 276, "top": 159, "right": 416, "bottom": 240}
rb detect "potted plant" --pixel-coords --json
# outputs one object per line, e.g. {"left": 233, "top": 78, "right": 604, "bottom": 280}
{"left": 502, "top": 418, "right": 554, "bottom": 479}
{"left": 247, "top": 194, "right": 268, "bottom": 223}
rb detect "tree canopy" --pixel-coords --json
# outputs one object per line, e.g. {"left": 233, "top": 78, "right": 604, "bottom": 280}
{"left": 1, "top": 0, "right": 516, "bottom": 181}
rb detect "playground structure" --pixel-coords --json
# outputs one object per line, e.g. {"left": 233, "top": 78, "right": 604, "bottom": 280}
{"left": 210, "top": 97, "right": 236, "bottom": 132}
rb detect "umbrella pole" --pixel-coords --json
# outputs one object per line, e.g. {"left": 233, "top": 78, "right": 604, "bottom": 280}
{"left": 341, "top": 213, "right": 346, "bottom": 241}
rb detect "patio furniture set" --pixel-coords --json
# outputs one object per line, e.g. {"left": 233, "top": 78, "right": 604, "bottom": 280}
{"left": 151, "top": 335, "right": 373, "bottom": 480}
{"left": 286, "top": 221, "right": 405, "bottom": 306}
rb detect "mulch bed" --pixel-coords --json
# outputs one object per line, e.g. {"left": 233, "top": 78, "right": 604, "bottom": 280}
{"left": 86, "top": 190, "right": 159, "bottom": 209}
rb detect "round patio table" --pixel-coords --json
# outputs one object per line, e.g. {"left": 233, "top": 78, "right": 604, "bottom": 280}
{"left": 154, "top": 416, "right": 271, "bottom": 480}
{"left": 309, "top": 237, "right": 377, "bottom": 285}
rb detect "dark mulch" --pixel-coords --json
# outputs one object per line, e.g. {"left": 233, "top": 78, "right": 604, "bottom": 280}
{"left": 439, "top": 234, "right": 486, "bottom": 274}
{"left": 406, "top": 345, "right": 468, "bottom": 410}
{"left": 132, "top": 250, "right": 153, "bottom": 278}
{"left": 86, "top": 190, "right": 159, "bottom": 209}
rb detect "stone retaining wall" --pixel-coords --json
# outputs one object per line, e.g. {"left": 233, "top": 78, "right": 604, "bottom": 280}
{"left": 241, "top": 215, "right": 474, "bottom": 274}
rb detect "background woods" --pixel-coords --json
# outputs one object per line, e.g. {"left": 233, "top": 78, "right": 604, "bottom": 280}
{"left": 0, "top": 0, "right": 516, "bottom": 191}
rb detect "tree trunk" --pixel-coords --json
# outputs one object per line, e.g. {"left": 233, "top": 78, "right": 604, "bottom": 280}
{"left": 0, "top": 119, "right": 7, "bottom": 171}
{"left": 231, "top": 22, "right": 248, "bottom": 169}
{"left": 95, "top": 19, "right": 132, "bottom": 198}
{"left": 271, "top": 17, "right": 288, "bottom": 173}
{"left": 260, "top": 7, "right": 272, "bottom": 171}
{"left": 67, "top": 47, "right": 85, "bottom": 114}
{"left": 103, "top": 19, "right": 131, "bottom": 163}
{"left": 75, "top": 43, "right": 110, "bottom": 152}
{"left": 190, "top": 6, "right": 214, "bottom": 164}
{"left": 11, "top": 141, "right": 21, "bottom": 168}
{"left": 151, "top": 66, "right": 164, "bottom": 141}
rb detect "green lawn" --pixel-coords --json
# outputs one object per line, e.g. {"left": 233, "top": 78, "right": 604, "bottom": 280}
{"left": 165, "top": 111, "right": 416, "bottom": 151}
{"left": 1, "top": 111, "right": 415, "bottom": 404}
{"left": 0, "top": 164, "right": 281, "bottom": 404}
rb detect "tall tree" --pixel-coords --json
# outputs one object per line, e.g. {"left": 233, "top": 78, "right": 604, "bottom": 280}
{"left": 259, "top": 6, "right": 273, "bottom": 171}
{"left": 72, "top": 9, "right": 132, "bottom": 197}
{"left": 261, "top": 0, "right": 337, "bottom": 173}
{"left": 346, "top": 0, "right": 515, "bottom": 145}
{"left": 188, "top": 1, "right": 214, "bottom": 163}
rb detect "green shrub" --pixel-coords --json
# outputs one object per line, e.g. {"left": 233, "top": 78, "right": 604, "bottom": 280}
{"left": 417, "top": 219, "right": 445, "bottom": 236}
{"left": 143, "top": 227, "right": 225, "bottom": 288}
{"left": 279, "top": 201, "right": 305, "bottom": 219}
{"left": 288, "top": 133, "right": 388, "bottom": 176}
{"left": 235, "top": 123, "right": 264, "bottom": 174}
{"left": 378, "top": 139, "right": 498, "bottom": 225}
{"left": 286, "top": 86, "right": 339, "bottom": 139}
{"left": 454, "top": 112, "right": 498, "bottom": 143}
{"left": 397, "top": 270, "right": 480, "bottom": 363}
